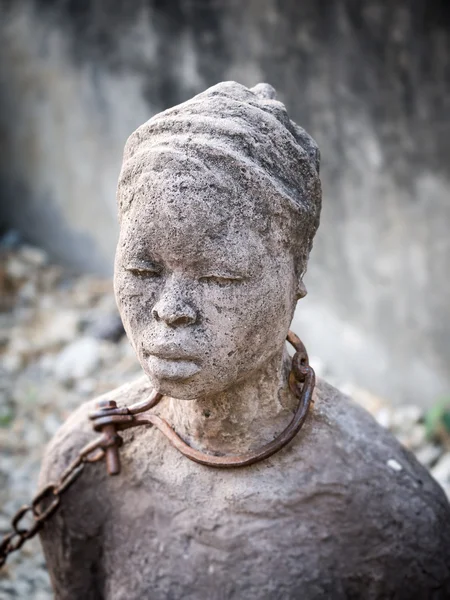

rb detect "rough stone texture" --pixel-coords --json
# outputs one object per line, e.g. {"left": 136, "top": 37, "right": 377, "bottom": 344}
{"left": 114, "top": 82, "right": 320, "bottom": 410}
{"left": 39, "top": 377, "right": 450, "bottom": 599}
{"left": 38, "top": 83, "right": 450, "bottom": 598}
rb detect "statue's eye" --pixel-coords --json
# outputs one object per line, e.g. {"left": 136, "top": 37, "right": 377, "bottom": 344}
{"left": 199, "top": 275, "right": 244, "bottom": 287}
{"left": 126, "top": 264, "right": 162, "bottom": 278}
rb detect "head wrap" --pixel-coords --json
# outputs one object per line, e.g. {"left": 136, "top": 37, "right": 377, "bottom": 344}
{"left": 117, "top": 81, "right": 321, "bottom": 273}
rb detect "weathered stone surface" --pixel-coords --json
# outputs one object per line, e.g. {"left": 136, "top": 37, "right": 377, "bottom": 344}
{"left": 38, "top": 82, "right": 450, "bottom": 598}
{"left": 114, "top": 81, "right": 320, "bottom": 411}
{"left": 39, "top": 377, "right": 450, "bottom": 599}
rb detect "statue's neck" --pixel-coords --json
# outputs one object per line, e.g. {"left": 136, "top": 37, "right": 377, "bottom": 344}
{"left": 165, "top": 349, "right": 297, "bottom": 455}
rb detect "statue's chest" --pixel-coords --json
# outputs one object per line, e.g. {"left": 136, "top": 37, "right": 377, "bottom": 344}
{"left": 98, "top": 451, "right": 311, "bottom": 600}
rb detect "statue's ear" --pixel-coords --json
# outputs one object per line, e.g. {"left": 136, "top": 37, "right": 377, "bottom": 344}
{"left": 297, "top": 279, "right": 307, "bottom": 299}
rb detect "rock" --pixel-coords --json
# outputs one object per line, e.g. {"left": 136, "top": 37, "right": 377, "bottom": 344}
{"left": 375, "top": 406, "right": 392, "bottom": 429}
{"left": 440, "top": 482, "right": 450, "bottom": 501}
{"left": 17, "top": 280, "right": 38, "bottom": 305}
{"left": 24, "top": 310, "right": 80, "bottom": 352}
{"left": 34, "top": 591, "right": 52, "bottom": 600}
{"left": 405, "top": 424, "right": 427, "bottom": 450}
{"left": 19, "top": 245, "right": 48, "bottom": 268}
{"left": 53, "top": 337, "right": 101, "bottom": 384}
{"left": 43, "top": 414, "right": 62, "bottom": 436}
{"left": 4, "top": 245, "right": 48, "bottom": 282}
{"left": 0, "top": 313, "right": 14, "bottom": 348}
{"left": 346, "top": 384, "right": 387, "bottom": 416}
{"left": 39, "top": 265, "right": 63, "bottom": 292}
{"left": 75, "top": 377, "right": 96, "bottom": 396}
{"left": 396, "top": 424, "right": 427, "bottom": 451}
{"left": 431, "top": 452, "right": 450, "bottom": 485}
{"left": 390, "top": 405, "right": 423, "bottom": 432}
{"left": 38, "top": 353, "right": 57, "bottom": 374}
{"left": 22, "top": 424, "right": 46, "bottom": 447}
{"left": 88, "top": 312, "right": 125, "bottom": 342}
{"left": 5, "top": 254, "right": 33, "bottom": 280}
{"left": 2, "top": 352, "right": 23, "bottom": 373}
{"left": 416, "top": 443, "right": 442, "bottom": 468}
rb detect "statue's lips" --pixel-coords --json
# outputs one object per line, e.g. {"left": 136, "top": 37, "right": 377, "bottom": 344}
{"left": 146, "top": 354, "right": 201, "bottom": 380}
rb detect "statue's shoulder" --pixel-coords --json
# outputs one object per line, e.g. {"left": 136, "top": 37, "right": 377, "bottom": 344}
{"left": 37, "top": 375, "right": 154, "bottom": 594}
{"left": 38, "top": 375, "right": 152, "bottom": 487}
{"left": 285, "top": 377, "right": 450, "bottom": 590}
{"left": 300, "top": 376, "right": 449, "bottom": 509}
{"left": 308, "top": 375, "right": 402, "bottom": 456}
{"left": 306, "top": 376, "right": 418, "bottom": 471}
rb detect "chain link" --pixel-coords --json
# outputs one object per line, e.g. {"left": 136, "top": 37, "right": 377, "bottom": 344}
{"left": 0, "top": 436, "right": 106, "bottom": 568}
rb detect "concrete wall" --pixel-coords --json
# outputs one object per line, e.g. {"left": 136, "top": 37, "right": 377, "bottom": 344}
{"left": 1, "top": 0, "right": 449, "bottom": 406}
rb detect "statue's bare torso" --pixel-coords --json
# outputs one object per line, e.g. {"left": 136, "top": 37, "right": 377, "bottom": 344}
{"left": 39, "top": 376, "right": 450, "bottom": 600}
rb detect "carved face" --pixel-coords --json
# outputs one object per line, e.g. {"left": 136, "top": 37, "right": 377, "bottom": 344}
{"left": 114, "top": 171, "right": 298, "bottom": 399}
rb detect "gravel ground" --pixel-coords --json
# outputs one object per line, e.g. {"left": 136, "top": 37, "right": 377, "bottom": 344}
{"left": 1, "top": 243, "right": 449, "bottom": 599}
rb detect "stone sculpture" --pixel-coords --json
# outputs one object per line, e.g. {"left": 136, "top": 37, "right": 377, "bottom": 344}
{"left": 39, "top": 82, "right": 450, "bottom": 599}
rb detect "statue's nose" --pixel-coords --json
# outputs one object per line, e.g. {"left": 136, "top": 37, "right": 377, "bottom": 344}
{"left": 152, "top": 298, "right": 198, "bottom": 327}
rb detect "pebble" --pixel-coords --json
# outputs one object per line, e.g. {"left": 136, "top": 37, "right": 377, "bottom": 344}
{"left": 17, "top": 280, "right": 38, "bottom": 305}
{"left": 35, "top": 310, "right": 81, "bottom": 350}
{"left": 53, "top": 337, "right": 101, "bottom": 384}
{"left": 19, "top": 245, "right": 48, "bottom": 267}
{"left": 88, "top": 312, "right": 125, "bottom": 343}
{"left": 43, "top": 414, "right": 62, "bottom": 436}
{"left": 390, "top": 405, "right": 423, "bottom": 432}
{"left": 431, "top": 453, "right": 450, "bottom": 485}
{"left": 387, "top": 459, "right": 403, "bottom": 472}
{"left": 402, "top": 424, "right": 427, "bottom": 451}
{"left": 348, "top": 384, "right": 387, "bottom": 416}
{"left": 1, "top": 353, "right": 22, "bottom": 374}
{"left": 375, "top": 407, "right": 392, "bottom": 430}
{"left": 4, "top": 245, "right": 48, "bottom": 281}
{"left": 5, "top": 255, "right": 33, "bottom": 280}
{"left": 415, "top": 443, "right": 443, "bottom": 468}
{"left": 75, "top": 377, "right": 97, "bottom": 396}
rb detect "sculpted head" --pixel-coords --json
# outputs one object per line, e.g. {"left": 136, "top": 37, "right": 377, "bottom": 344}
{"left": 114, "top": 82, "right": 321, "bottom": 399}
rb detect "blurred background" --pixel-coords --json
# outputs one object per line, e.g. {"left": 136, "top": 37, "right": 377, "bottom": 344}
{"left": 0, "top": 1, "right": 449, "bottom": 597}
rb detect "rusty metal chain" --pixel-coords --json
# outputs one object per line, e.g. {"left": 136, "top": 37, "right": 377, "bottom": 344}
{"left": 0, "top": 435, "right": 110, "bottom": 568}
{"left": 0, "top": 331, "right": 315, "bottom": 568}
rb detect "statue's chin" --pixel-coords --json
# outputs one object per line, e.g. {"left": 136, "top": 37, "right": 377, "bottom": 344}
{"left": 143, "top": 370, "right": 209, "bottom": 401}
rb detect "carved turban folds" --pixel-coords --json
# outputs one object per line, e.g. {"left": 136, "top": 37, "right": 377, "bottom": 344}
{"left": 117, "top": 81, "right": 322, "bottom": 276}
